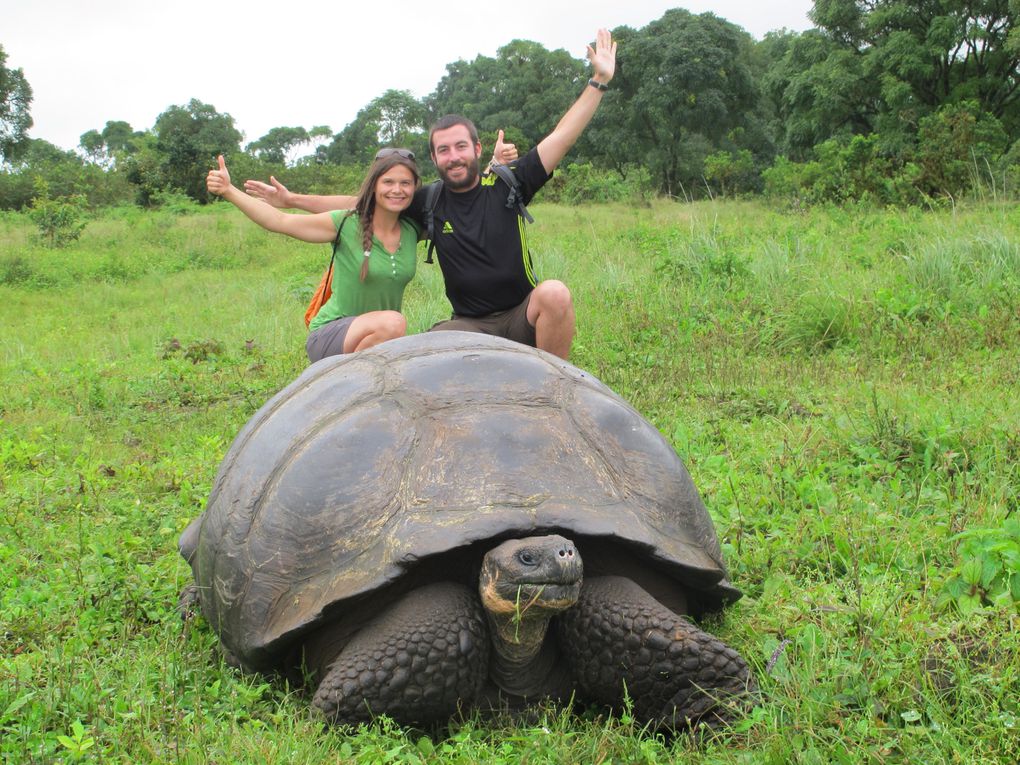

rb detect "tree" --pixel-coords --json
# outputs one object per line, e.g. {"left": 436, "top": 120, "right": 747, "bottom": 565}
{"left": 0, "top": 44, "right": 33, "bottom": 164}
{"left": 809, "top": 0, "right": 1020, "bottom": 144}
{"left": 322, "top": 90, "right": 427, "bottom": 165}
{"left": 101, "top": 120, "right": 143, "bottom": 155}
{"left": 247, "top": 125, "right": 332, "bottom": 165}
{"left": 152, "top": 99, "right": 241, "bottom": 202}
{"left": 426, "top": 40, "right": 586, "bottom": 151}
{"left": 79, "top": 121, "right": 144, "bottom": 167}
{"left": 594, "top": 10, "right": 762, "bottom": 196}
{"left": 759, "top": 29, "right": 878, "bottom": 160}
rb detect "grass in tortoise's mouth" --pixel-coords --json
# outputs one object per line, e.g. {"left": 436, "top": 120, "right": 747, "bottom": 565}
{"left": 505, "top": 582, "right": 582, "bottom": 637}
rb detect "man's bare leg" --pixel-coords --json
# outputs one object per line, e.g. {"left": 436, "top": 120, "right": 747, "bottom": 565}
{"left": 526, "top": 280, "right": 575, "bottom": 359}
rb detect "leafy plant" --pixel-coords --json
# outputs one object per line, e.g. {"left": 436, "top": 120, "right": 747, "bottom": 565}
{"left": 28, "top": 178, "right": 88, "bottom": 247}
{"left": 57, "top": 719, "right": 95, "bottom": 760}
{"left": 939, "top": 518, "right": 1020, "bottom": 614}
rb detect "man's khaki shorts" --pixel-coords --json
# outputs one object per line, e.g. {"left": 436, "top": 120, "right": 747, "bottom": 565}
{"left": 428, "top": 293, "right": 536, "bottom": 347}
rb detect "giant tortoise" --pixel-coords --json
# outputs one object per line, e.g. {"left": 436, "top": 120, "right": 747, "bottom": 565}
{"left": 179, "top": 332, "right": 755, "bottom": 728}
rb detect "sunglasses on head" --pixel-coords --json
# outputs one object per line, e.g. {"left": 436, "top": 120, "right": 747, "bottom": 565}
{"left": 375, "top": 148, "right": 416, "bottom": 161}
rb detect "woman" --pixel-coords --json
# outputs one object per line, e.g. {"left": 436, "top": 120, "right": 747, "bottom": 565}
{"left": 207, "top": 149, "right": 421, "bottom": 361}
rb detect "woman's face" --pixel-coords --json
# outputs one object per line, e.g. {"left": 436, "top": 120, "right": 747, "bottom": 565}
{"left": 374, "top": 165, "right": 416, "bottom": 213}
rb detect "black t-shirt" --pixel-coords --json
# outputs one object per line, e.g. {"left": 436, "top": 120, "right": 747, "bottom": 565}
{"left": 406, "top": 148, "right": 551, "bottom": 317}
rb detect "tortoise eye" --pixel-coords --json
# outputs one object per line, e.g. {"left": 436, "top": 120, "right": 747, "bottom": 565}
{"left": 518, "top": 550, "right": 536, "bottom": 566}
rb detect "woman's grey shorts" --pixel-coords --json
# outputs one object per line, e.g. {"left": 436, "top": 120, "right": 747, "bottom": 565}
{"left": 306, "top": 316, "right": 357, "bottom": 362}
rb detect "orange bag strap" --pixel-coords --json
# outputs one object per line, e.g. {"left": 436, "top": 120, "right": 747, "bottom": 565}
{"left": 304, "top": 214, "right": 351, "bottom": 329}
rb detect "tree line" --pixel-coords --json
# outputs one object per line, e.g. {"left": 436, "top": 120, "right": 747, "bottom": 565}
{"left": 3, "top": 2, "right": 1019, "bottom": 212}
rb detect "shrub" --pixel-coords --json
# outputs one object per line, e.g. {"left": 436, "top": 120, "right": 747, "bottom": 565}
{"left": 704, "top": 149, "right": 760, "bottom": 197}
{"left": 542, "top": 163, "right": 652, "bottom": 204}
{"left": 28, "top": 179, "right": 88, "bottom": 247}
{"left": 914, "top": 101, "right": 1008, "bottom": 199}
{"left": 938, "top": 517, "right": 1020, "bottom": 614}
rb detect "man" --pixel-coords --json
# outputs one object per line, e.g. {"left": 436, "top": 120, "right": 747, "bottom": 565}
{"left": 245, "top": 29, "right": 616, "bottom": 359}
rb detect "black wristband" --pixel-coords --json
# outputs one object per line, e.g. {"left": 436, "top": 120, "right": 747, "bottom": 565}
{"left": 588, "top": 78, "right": 609, "bottom": 92}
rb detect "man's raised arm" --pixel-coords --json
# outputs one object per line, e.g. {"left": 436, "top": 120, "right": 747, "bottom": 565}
{"left": 243, "top": 175, "right": 356, "bottom": 213}
{"left": 536, "top": 28, "right": 617, "bottom": 175}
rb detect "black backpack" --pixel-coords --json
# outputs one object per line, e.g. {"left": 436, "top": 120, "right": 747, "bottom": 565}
{"left": 422, "top": 163, "right": 535, "bottom": 264}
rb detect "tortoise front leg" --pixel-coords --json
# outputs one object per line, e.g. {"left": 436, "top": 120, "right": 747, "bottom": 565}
{"left": 313, "top": 582, "right": 490, "bottom": 725}
{"left": 556, "top": 576, "right": 755, "bottom": 729}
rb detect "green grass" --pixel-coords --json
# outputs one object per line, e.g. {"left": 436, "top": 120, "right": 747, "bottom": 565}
{"left": 2, "top": 199, "right": 1018, "bottom": 763}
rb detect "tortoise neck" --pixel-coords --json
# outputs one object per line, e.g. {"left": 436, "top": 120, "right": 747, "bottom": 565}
{"left": 486, "top": 612, "right": 559, "bottom": 697}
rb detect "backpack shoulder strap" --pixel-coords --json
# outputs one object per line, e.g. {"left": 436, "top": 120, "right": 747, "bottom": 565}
{"left": 423, "top": 180, "right": 443, "bottom": 264}
{"left": 324, "top": 212, "right": 350, "bottom": 271}
{"left": 490, "top": 163, "right": 534, "bottom": 224}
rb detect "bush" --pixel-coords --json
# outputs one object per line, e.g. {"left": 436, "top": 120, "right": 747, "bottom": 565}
{"left": 764, "top": 135, "right": 921, "bottom": 206}
{"left": 914, "top": 101, "right": 1008, "bottom": 199}
{"left": 541, "top": 163, "right": 652, "bottom": 204}
{"left": 704, "top": 149, "right": 761, "bottom": 197}
{"left": 28, "top": 180, "right": 88, "bottom": 247}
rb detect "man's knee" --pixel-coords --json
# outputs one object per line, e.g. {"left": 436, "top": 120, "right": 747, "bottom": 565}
{"left": 532, "top": 280, "right": 573, "bottom": 315}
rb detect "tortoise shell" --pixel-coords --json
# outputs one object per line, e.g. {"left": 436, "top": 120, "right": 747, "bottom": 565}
{"left": 187, "top": 332, "right": 739, "bottom": 669}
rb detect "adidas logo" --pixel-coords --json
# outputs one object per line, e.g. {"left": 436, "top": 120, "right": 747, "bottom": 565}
{"left": 442, "top": 221, "right": 454, "bottom": 234}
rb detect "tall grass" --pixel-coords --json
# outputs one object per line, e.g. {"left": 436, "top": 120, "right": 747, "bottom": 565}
{"left": 2, "top": 199, "right": 1018, "bottom": 763}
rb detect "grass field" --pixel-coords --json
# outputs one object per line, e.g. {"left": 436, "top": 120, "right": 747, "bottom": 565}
{"left": 1, "top": 198, "right": 1018, "bottom": 763}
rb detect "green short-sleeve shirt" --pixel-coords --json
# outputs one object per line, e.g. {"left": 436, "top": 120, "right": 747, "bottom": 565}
{"left": 309, "top": 211, "right": 421, "bottom": 332}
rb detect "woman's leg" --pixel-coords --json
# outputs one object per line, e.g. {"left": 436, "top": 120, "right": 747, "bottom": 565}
{"left": 306, "top": 316, "right": 357, "bottom": 363}
{"left": 343, "top": 310, "right": 407, "bottom": 352}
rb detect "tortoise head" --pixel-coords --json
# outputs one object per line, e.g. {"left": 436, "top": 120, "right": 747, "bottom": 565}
{"left": 478, "top": 535, "right": 583, "bottom": 648}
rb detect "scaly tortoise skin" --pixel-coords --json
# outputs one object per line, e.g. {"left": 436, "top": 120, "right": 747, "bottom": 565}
{"left": 179, "top": 332, "right": 754, "bottom": 727}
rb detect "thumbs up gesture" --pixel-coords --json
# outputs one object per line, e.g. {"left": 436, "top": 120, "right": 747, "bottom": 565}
{"left": 207, "top": 154, "right": 233, "bottom": 196}
{"left": 492, "top": 129, "right": 518, "bottom": 165}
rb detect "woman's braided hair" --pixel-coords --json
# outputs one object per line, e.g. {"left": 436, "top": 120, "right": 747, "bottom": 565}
{"left": 350, "top": 153, "right": 420, "bottom": 282}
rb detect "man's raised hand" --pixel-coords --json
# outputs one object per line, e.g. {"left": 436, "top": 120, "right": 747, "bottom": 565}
{"left": 587, "top": 28, "right": 617, "bottom": 85}
{"left": 243, "top": 175, "right": 292, "bottom": 208}
{"left": 492, "top": 129, "right": 518, "bottom": 165}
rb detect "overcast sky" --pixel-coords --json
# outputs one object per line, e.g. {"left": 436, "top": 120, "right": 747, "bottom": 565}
{"left": 6, "top": 1, "right": 814, "bottom": 153}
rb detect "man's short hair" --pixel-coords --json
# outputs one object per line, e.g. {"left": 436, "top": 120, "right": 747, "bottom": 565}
{"left": 429, "top": 115, "right": 479, "bottom": 155}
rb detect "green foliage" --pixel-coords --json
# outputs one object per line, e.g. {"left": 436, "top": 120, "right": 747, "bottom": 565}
{"left": 248, "top": 125, "right": 332, "bottom": 166}
{"left": 0, "top": 44, "right": 33, "bottom": 163}
{"left": 704, "top": 149, "right": 760, "bottom": 197}
{"left": 595, "top": 9, "right": 764, "bottom": 196}
{"left": 809, "top": 0, "right": 1020, "bottom": 139}
{"left": 426, "top": 40, "right": 586, "bottom": 153}
{"left": 914, "top": 101, "right": 1009, "bottom": 198}
{"left": 79, "top": 119, "right": 146, "bottom": 167}
{"left": 10, "top": 5, "right": 1020, "bottom": 210}
{"left": 323, "top": 89, "right": 427, "bottom": 166}
{"left": 758, "top": 28, "right": 875, "bottom": 160}
{"left": 148, "top": 188, "right": 202, "bottom": 215}
{"left": 28, "top": 178, "right": 87, "bottom": 247}
{"left": 939, "top": 518, "right": 1020, "bottom": 613}
{"left": 763, "top": 135, "right": 903, "bottom": 205}
{"left": 0, "top": 138, "right": 136, "bottom": 210}
{"left": 542, "top": 162, "right": 653, "bottom": 204}
{"left": 57, "top": 719, "right": 96, "bottom": 760}
{"left": 152, "top": 99, "right": 242, "bottom": 203}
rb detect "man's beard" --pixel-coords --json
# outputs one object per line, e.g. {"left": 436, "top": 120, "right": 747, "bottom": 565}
{"left": 438, "top": 156, "right": 481, "bottom": 190}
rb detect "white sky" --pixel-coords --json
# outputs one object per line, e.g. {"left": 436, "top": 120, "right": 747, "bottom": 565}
{"left": 5, "top": 1, "right": 813, "bottom": 152}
